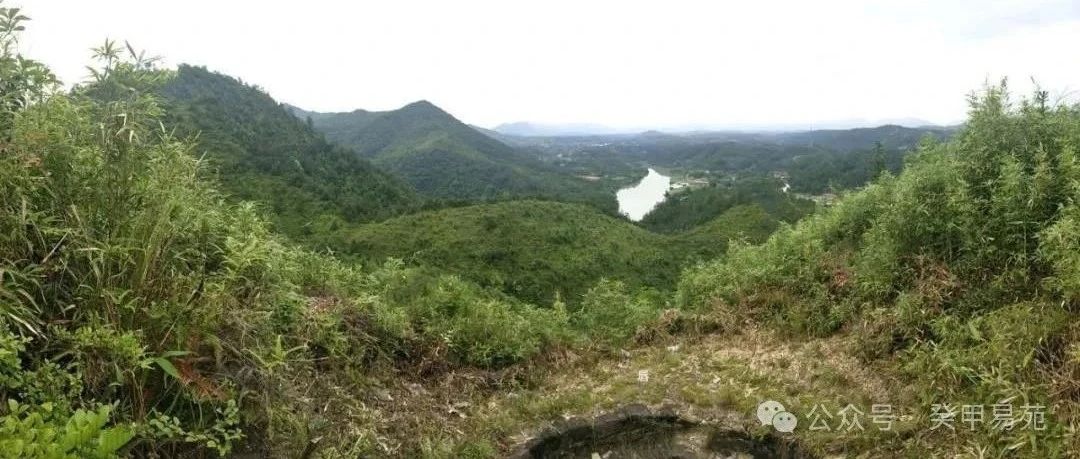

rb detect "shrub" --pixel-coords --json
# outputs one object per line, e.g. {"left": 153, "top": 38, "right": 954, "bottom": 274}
{"left": 675, "top": 83, "right": 1080, "bottom": 456}
{"left": 0, "top": 402, "right": 133, "bottom": 459}
{"left": 572, "top": 279, "right": 661, "bottom": 347}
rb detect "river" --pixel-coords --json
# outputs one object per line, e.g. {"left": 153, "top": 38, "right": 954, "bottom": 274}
{"left": 616, "top": 168, "right": 671, "bottom": 221}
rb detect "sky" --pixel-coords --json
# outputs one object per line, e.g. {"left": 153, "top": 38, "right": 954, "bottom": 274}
{"left": 18, "top": 0, "right": 1080, "bottom": 130}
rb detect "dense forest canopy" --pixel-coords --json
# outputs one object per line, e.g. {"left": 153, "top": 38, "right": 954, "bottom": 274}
{"left": 334, "top": 200, "right": 678, "bottom": 306}
{"left": 640, "top": 176, "right": 814, "bottom": 233}
{"left": 159, "top": 65, "right": 421, "bottom": 237}
{"left": 329, "top": 199, "right": 788, "bottom": 306}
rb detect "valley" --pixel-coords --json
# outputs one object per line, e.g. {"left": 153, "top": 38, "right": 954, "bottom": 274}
{"left": 294, "top": 102, "right": 619, "bottom": 213}
{"left": 3, "top": 2, "right": 1078, "bottom": 458}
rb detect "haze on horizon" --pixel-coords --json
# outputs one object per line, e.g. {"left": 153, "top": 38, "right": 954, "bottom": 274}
{"left": 20, "top": 0, "right": 1080, "bottom": 131}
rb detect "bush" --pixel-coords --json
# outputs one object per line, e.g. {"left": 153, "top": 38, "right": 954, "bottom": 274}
{"left": 0, "top": 402, "right": 133, "bottom": 459}
{"left": 675, "top": 83, "right": 1080, "bottom": 456}
{"left": 572, "top": 280, "right": 661, "bottom": 347}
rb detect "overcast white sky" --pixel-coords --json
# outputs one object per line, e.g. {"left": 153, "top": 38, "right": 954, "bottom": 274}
{"left": 18, "top": 0, "right": 1080, "bottom": 130}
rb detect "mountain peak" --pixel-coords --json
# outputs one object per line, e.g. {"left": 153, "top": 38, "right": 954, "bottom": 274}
{"left": 400, "top": 99, "right": 445, "bottom": 114}
{"left": 299, "top": 100, "right": 607, "bottom": 202}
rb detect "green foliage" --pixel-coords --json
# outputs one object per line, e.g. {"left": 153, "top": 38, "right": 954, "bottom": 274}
{"left": 13, "top": 2, "right": 1072, "bottom": 455}
{"left": 785, "top": 140, "right": 909, "bottom": 194}
{"left": 1, "top": 330, "right": 133, "bottom": 458}
{"left": 633, "top": 140, "right": 826, "bottom": 179}
{"left": 141, "top": 400, "right": 242, "bottom": 456}
{"left": 572, "top": 280, "right": 661, "bottom": 347}
{"left": 774, "top": 124, "right": 953, "bottom": 153}
{"left": 640, "top": 176, "right": 814, "bottom": 233}
{"left": 0, "top": 43, "right": 277, "bottom": 455}
{"left": 677, "top": 83, "right": 1080, "bottom": 455}
{"left": 0, "top": 402, "right": 133, "bottom": 459}
{"left": 667, "top": 203, "right": 797, "bottom": 265}
{"left": 542, "top": 146, "right": 649, "bottom": 192}
{"left": 0, "top": 1, "right": 57, "bottom": 139}
{"left": 336, "top": 200, "right": 699, "bottom": 306}
{"left": 159, "top": 65, "right": 421, "bottom": 237}
{"left": 681, "top": 85, "right": 1080, "bottom": 317}
{"left": 903, "top": 302, "right": 1067, "bottom": 391}
{"left": 364, "top": 266, "right": 569, "bottom": 366}
{"left": 1042, "top": 200, "right": 1080, "bottom": 301}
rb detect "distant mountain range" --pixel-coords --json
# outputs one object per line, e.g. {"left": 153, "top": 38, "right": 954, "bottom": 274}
{"left": 160, "top": 64, "right": 956, "bottom": 232}
{"left": 769, "top": 124, "right": 957, "bottom": 151}
{"left": 492, "top": 122, "right": 637, "bottom": 137}
{"left": 479, "top": 122, "right": 958, "bottom": 155}
{"left": 491, "top": 119, "right": 958, "bottom": 137}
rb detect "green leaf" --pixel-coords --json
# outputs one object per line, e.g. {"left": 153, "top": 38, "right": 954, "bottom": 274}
{"left": 95, "top": 426, "right": 134, "bottom": 456}
{"left": 160, "top": 350, "right": 190, "bottom": 358}
{"left": 153, "top": 357, "right": 180, "bottom": 380}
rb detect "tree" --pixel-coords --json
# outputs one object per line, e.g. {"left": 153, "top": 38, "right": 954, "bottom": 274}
{"left": 870, "top": 140, "right": 886, "bottom": 179}
{"left": 0, "top": 1, "right": 56, "bottom": 141}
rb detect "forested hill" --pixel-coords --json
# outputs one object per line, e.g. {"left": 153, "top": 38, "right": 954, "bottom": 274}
{"left": 334, "top": 200, "right": 677, "bottom": 306}
{"left": 294, "top": 101, "right": 618, "bottom": 209}
{"left": 770, "top": 124, "right": 956, "bottom": 151}
{"left": 641, "top": 177, "right": 815, "bottom": 233}
{"left": 160, "top": 65, "right": 420, "bottom": 236}
{"left": 328, "top": 199, "right": 793, "bottom": 306}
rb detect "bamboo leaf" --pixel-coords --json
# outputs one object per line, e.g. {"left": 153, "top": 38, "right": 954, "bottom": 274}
{"left": 153, "top": 357, "right": 181, "bottom": 380}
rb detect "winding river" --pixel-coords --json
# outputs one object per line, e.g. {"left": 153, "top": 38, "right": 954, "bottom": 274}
{"left": 616, "top": 168, "right": 671, "bottom": 221}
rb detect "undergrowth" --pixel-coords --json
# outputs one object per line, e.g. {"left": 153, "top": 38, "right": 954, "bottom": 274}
{"left": 0, "top": 6, "right": 659, "bottom": 456}
{"left": 678, "top": 82, "right": 1080, "bottom": 456}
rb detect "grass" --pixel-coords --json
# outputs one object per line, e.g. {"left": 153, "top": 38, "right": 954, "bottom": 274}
{"left": 376, "top": 327, "right": 918, "bottom": 457}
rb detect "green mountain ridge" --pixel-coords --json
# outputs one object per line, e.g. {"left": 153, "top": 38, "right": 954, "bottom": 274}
{"left": 294, "top": 100, "right": 619, "bottom": 209}
{"left": 160, "top": 65, "right": 420, "bottom": 237}
{"left": 771, "top": 123, "right": 957, "bottom": 151}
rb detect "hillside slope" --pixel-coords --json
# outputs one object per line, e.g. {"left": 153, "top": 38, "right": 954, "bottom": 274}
{"left": 1, "top": 37, "right": 644, "bottom": 457}
{"left": 335, "top": 200, "right": 677, "bottom": 305}
{"left": 332, "top": 199, "right": 792, "bottom": 306}
{"left": 676, "top": 86, "right": 1080, "bottom": 456}
{"left": 772, "top": 123, "right": 955, "bottom": 151}
{"left": 297, "top": 101, "right": 617, "bottom": 209}
{"left": 641, "top": 177, "right": 814, "bottom": 233}
{"left": 160, "top": 65, "right": 420, "bottom": 236}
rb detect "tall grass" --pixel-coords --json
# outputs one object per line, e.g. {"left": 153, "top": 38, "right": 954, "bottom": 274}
{"left": 677, "top": 82, "right": 1080, "bottom": 455}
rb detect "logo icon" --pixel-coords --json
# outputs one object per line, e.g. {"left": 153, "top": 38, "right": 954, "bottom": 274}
{"left": 772, "top": 410, "right": 798, "bottom": 433}
{"left": 757, "top": 400, "right": 798, "bottom": 433}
